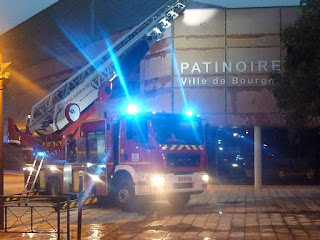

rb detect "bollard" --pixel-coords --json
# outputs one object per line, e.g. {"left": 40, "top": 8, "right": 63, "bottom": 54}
{"left": 57, "top": 198, "right": 60, "bottom": 240}
{"left": 67, "top": 196, "right": 70, "bottom": 240}
{"left": 77, "top": 171, "right": 84, "bottom": 240}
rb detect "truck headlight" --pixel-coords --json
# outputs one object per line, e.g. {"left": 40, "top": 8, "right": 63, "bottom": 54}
{"left": 27, "top": 167, "right": 34, "bottom": 172}
{"left": 202, "top": 174, "right": 209, "bottom": 182}
{"left": 151, "top": 175, "right": 165, "bottom": 187}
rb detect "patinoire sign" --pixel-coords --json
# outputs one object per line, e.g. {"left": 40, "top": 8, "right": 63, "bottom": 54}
{"left": 179, "top": 60, "right": 281, "bottom": 87}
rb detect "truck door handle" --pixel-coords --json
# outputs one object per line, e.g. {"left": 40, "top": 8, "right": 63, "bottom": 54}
{"left": 124, "top": 154, "right": 128, "bottom": 161}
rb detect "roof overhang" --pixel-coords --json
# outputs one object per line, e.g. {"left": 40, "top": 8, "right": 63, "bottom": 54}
{"left": 0, "top": 0, "right": 58, "bottom": 35}
{"left": 192, "top": 0, "right": 300, "bottom": 8}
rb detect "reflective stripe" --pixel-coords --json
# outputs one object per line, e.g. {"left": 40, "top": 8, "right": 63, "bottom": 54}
{"left": 4, "top": 192, "right": 39, "bottom": 202}
{"left": 170, "top": 145, "right": 177, "bottom": 150}
{"left": 162, "top": 144, "right": 203, "bottom": 151}
{"left": 161, "top": 145, "right": 168, "bottom": 150}
{"left": 58, "top": 197, "right": 98, "bottom": 210}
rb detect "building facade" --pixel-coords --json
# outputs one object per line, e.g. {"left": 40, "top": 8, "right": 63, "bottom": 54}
{"left": 138, "top": 6, "right": 319, "bottom": 184}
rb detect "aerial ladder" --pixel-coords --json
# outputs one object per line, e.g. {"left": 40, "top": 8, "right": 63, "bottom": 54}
{"left": 27, "top": 0, "right": 187, "bottom": 135}
{"left": 8, "top": 0, "right": 188, "bottom": 194}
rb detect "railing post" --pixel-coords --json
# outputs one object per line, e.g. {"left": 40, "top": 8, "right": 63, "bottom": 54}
{"left": 67, "top": 196, "right": 70, "bottom": 240}
{"left": 77, "top": 171, "right": 84, "bottom": 240}
{"left": 30, "top": 207, "right": 33, "bottom": 232}
{"left": 4, "top": 205, "right": 7, "bottom": 232}
{"left": 57, "top": 197, "right": 61, "bottom": 240}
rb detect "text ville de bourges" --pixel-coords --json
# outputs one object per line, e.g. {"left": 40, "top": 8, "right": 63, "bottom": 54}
{"left": 179, "top": 60, "right": 280, "bottom": 86}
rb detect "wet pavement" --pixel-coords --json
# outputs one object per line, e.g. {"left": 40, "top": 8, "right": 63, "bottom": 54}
{"left": 1, "top": 173, "right": 320, "bottom": 239}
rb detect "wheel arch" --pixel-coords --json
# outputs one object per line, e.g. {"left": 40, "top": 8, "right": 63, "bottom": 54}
{"left": 113, "top": 165, "right": 137, "bottom": 183}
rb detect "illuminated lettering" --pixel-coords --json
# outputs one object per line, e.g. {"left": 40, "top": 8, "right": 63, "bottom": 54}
{"left": 180, "top": 62, "right": 189, "bottom": 73}
{"left": 191, "top": 62, "right": 201, "bottom": 73}
{"left": 258, "top": 61, "right": 267, "bottom": 72}
{"left": 236, "top": 61, "right": 246, "bottom": 72}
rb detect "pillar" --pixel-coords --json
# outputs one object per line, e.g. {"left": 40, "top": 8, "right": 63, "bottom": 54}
{"left": 254, "top": 126, "right": 262, "bottom": 189}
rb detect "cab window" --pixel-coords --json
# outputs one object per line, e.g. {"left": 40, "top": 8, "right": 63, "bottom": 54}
{"left": 126, "top": 119, "right": 148, "bottom": 143}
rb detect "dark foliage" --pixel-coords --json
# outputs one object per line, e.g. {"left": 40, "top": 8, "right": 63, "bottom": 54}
{"left": 271, "top": 0, "right": 320, "bottom": 137}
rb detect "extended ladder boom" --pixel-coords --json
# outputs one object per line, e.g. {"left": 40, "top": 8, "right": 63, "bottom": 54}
{"left": 28, "top": 0, "right": 187, "bottom": 135}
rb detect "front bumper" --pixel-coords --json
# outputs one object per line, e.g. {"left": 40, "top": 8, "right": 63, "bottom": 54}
{"left": 134, "top": 172, "right": 208, "bottom": 196}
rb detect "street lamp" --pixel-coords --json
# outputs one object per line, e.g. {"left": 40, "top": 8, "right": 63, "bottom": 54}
{"left": 0, "top": 53, "right": 11, "bottom": 230}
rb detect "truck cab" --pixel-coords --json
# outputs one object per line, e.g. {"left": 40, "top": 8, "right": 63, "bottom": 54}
{"left": 82, "top": 112, "right": 208, "bottom": 210}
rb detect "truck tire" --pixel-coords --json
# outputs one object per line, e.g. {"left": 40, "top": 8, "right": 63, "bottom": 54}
{"left": 114, "top": 180, "right": 135, "bottom": 211}
{"left": 168, "top": 193, "right": 191, "bottom": 209}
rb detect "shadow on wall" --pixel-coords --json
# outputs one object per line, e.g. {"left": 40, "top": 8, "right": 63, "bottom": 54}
{"left": 3, "top": 144, "right": 24, "bottom": 171}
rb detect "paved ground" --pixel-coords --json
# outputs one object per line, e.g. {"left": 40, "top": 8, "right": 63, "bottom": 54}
{"left": 1, "top": 173, "right": 320, "bottom": 239}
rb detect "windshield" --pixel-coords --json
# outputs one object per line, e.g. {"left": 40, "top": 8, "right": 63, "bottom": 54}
{"left": 153, "top": 116, "right": 203, "bottom": 145}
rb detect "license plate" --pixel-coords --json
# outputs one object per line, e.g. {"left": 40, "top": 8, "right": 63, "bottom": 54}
{"left": 178, "top": 176, "right": 192, "bottom": 182}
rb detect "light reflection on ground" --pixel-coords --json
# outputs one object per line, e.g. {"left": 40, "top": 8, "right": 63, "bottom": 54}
{"left": 3, "top": 179, "right": 320, "bottom": 239}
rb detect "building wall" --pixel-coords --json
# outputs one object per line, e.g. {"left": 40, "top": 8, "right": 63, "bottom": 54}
{"left": 4, "top": 7, "right": 301, "bottom": 134}
{"left": 141, "top": 7, "right": 301, "bottom": 127}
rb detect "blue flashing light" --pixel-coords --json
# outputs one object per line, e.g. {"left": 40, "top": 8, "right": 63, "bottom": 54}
{"left": 37, "top": 152, "right": 46, "bottom": 157}
{"left": 126, "top": 104, "right": 139, "bottom": 115}
{"left": 186, "top": 110, "right": 193, "bottom": 117}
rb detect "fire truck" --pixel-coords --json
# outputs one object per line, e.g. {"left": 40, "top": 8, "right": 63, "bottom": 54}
{"left": 7, "top": 0, "right": 209, "bottom": 210}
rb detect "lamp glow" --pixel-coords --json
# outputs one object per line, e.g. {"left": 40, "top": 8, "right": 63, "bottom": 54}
{"left": 186, "top": 110, "right": 193, "bottom": 117}
{"left": 126, "top": 104, "right": 139, "bottom": 114}
{"left": 37, "top": 152, "right": 45, "bottom": 157}
{"left": 50, "top": 166, "right": 58, "bottom": 172}
{"left": 91, "top": 175, "right": 100, "bottom": 182}
{"left": 202, "top": 174, "right": 209, "bottom": 182}
{"left": 151, "top": 175, "right": 165, "bottom": 187}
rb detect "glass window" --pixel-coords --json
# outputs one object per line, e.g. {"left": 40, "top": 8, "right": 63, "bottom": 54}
{"left": 126, "top": 119, "right": 148, "bottom": 143}
{"left": 87, "top": 131, "right": 105, "bottom": 163}
{"left": 66, "top": 139, "right": 77, "bottom": 162}
{"left": 153, "top": 116, "right": 203, "bottom": 145}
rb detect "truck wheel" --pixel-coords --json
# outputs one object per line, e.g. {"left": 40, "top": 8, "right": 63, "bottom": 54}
{"left": 168, "top": 193, "right": 191, "bottom": 209}
{"left": 114, "top": 180, "right": 135, "bottom": 211}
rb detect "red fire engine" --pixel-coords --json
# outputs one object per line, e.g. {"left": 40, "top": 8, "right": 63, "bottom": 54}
{"left": 7, "top": 0, "right": 209, "bottom": 210}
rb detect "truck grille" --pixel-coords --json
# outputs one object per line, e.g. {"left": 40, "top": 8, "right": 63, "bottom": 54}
{"left": 166, "top": 154, "right": 201, "bottom": 168}
{"left": 173, "top": 183, "right": 193, "bottom": 189}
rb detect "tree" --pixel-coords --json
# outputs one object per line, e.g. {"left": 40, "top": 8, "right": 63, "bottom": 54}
{"left": 271, "top": 0, "right": 320, "bottom": 137}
